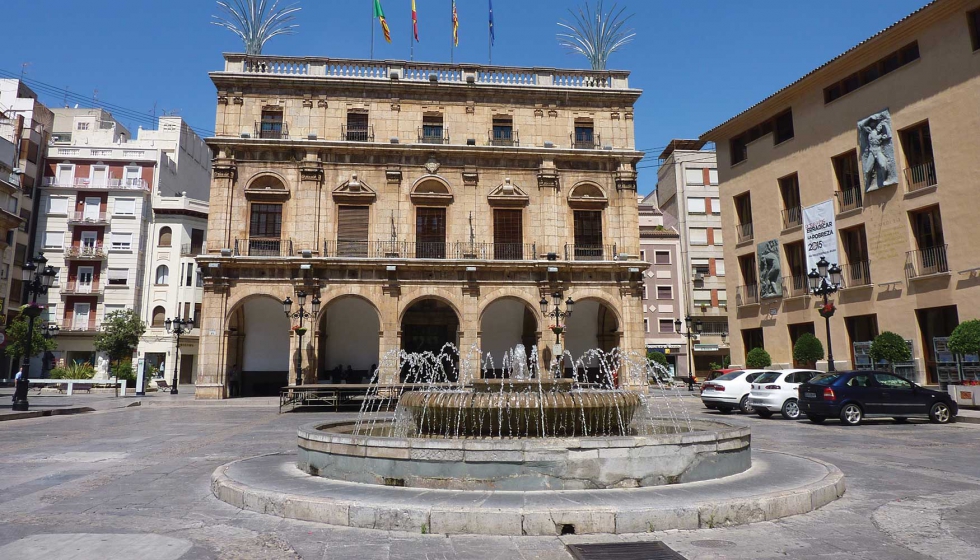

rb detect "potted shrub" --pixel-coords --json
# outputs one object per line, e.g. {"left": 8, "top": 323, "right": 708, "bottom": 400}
{"left": 745, "top": 347, "right": 772, "bottom": 369}
{"left": 869, "top": 331, "right": 911, "bottom": 373}
{"left": 793, "top": 333, "right": 824, "bottom": 369}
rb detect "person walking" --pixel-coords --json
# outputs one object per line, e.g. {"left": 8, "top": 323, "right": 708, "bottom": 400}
{"left": 13, "top": 367, "right": 24, "bottom": 403}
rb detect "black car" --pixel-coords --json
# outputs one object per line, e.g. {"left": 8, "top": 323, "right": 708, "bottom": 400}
{"left": 798, "top": 370, "right": 957, "bottom": 426}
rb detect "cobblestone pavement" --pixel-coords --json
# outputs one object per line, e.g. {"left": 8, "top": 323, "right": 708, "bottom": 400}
{"left": 0, "top": 392, "right": 978, "bottom": 559}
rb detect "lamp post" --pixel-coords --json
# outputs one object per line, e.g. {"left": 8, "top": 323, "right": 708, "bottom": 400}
{"left": 675, "top": 315, "right": 704, "bottom": 392}
{"left": 539, "top": 292, "right": 574, "bottom": 375}
{"left": 808, "top": 257, "right": 842, "bottom": 372}
{"left": 11, "top": 253, "right": 58, "bottom": 411}
{"left": 283, "top": 291, "right": 321, "bottom": 387}
{"left": 164, "top": 317, "right": 190, "bottom": 394}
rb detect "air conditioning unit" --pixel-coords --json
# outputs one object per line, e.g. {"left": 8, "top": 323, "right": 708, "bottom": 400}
{"left": 693, "top": 272, "right": 704, "bottom": 281}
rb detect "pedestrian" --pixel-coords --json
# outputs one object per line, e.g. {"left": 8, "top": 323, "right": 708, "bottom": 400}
{"left": 13, "top": 367, "right": 24, "bottom": 403}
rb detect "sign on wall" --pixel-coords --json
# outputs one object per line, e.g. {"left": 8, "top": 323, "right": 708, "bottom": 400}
{"left": 857, "top": 109, "right": 898, "bottom": 192}
{"left": 803, "top": 200, "right": 839, "bottom": 273}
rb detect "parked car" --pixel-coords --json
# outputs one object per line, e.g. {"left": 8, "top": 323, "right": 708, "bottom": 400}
{"left": 700, "top": 369, "right": 768, "bottom": 414}
{"left": 700, "top": 369, "right": 741, "bottom": 393}
{"left": 798, "top": 370, "right": 958, "bottom": 426}
{"left": 748, "top": 369, "right": 821, "bottom": 419}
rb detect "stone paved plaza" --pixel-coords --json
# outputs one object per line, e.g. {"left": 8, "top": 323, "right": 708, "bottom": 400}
{"left": 0, "top": 390, "right": 978, "bottom": 559}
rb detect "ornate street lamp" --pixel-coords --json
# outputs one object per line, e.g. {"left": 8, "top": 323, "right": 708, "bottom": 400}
{"left": 675, "top": 314, "right": 704, "bottom": 391}
{"left": 808, "top": 257, "right": 843, "bottom": 372}
{"left": 284, "top": 291, "right": 320, "bottom": 387}
{"left": 12, "top": 253, "right": 58, "bottom": 411}
{"left": 165, "top": 317, "right": 191, "bottom": 394}
{"left": 540, "top": 292, "right": 575, "bottom": 375}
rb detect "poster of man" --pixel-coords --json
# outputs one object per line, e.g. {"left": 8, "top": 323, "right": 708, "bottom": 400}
{"left": 857, "top": 109, "right": 898, "bottom": 192}
{"left": 758, "top": 239, "right": 783, "bottom": 299}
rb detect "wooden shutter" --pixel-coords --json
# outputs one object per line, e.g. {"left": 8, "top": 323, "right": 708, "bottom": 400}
{"left": 416, "top": 207, "right": 446, "bottom": 258}
{"left": 337, "top": 206, "right": 369, "bottom": 256}
{"left": 493, "top": 209, "right": 523, "bottom": 259}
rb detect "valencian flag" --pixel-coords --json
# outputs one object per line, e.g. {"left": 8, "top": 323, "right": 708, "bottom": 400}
{"left": 412, "top": 0, "right": 419, "bottom": 41}
{"left": 489, "top": 0, "right": 495, "bottom": 46}
{"left": 374, "top": 0, "right": 391, "bottom": 43}
{"left": 452, "top": 1, "right": 459, "bottom": 47}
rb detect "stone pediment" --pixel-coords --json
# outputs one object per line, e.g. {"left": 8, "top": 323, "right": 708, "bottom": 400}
{"left": 410, "top": 176, "right": 454, "bottom": 206}
{"left": 487, "top": 178, "right": 529, "bottom": 207}
{"left": 332, "top": 174, "right": 377, "bottom": 203}
{"left": 568, "top": 182, "right": 608, "bottom": 209}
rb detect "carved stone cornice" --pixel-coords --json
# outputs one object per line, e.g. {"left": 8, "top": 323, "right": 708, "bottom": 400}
{"left": 212, "top": 159, "right": 237, "bottom": 181}
{"left": 299, "top": 161, "right": 324, "bottom": 182}
{"left": 616, "top": 168, "right": 638, "bottom": 192}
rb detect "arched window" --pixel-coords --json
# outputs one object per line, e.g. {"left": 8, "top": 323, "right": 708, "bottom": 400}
{"left": 152, "top": 306, "right": 166, "bottom": 328}
{"left": 158, "top": 227, "right": 172, "bottom": 247}
{"left": 155, "top": 265, "right": 169, "bottom": 285}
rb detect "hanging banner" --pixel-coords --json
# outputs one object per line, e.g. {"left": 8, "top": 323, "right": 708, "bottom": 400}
{"left": 803, "top": 200, "right": 839, "bottom": 273}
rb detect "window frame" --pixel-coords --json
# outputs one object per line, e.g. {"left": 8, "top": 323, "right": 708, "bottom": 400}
{"left": 656, "top": 285, "right": 673, "bottom": 300}
{"left": 113, "top": 198, "right": 137, "bottom": 216}
{"left": 155, "top": 265, "right": 170, "bottom": 285}
{"left": 654, "top": 251, "right": 671, "bottom": 265}
{"left": 658, "top": 319, "right": 675, "bottom": 334}
{"left": 249, "top": 203, "right": 283, "bottom": 239}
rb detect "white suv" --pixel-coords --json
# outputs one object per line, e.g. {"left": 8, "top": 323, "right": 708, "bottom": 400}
{"left": 748, "top": 369, "right": 821, "bottom": 419}
{"left": 700, "top": 369, "right": 769, "bottom": 414}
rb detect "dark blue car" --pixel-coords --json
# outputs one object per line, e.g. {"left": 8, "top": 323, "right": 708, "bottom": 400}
{"left": 798, "top": 370, "right": 957, "bottom": 426}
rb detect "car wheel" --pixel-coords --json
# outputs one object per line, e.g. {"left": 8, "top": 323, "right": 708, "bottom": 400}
{"left": 781, "top": 399, "right": 801, "bottom": 420}
{"left": 840, "top": 403, "right": 863, "bottom": 426}
{"left": 894, "top": 417, "right": 909, "bottom": 423}
{"left": 703, "top": 403, "right": 717, "bottom": 410}
{"left": 929, "top": 402, "right": 952, "bottom": 424}
{"left": 807, "top": 415, "right": 826, "bottom": 424}
{"left": 738, "top": 395, "right": 752, "bottom": 414}
{"left": 755, "top": 408, "right": 773, "bottom": 418}
{"left": 717, "top": 406, "right": 733, "bottom": 414}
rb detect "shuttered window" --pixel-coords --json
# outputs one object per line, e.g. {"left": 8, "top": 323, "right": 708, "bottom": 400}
{"left": 337, "top": 206, "right": 370, "bottom": 257}
{"left": 416, "top": 207, "right": 446, "bottom": 258}
{"left": 493, "top": 209, "right": 523, "bottom": 259}
{"left": 249, "top": 204, "right": 282, "bottom": 238}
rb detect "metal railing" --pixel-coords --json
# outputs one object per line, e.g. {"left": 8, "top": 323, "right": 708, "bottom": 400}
{"left": 904, "top": 161, "right": 937, "bottom": 192}
{"left": 323, "top": 240, "right": 541, "bottom": 260}
{"left": 61, "top": 281, "right": 102, "bottom": 295}
{"left": 255, "top": 121, "right": 289, "bottom": 140}
{"left": 782, "top": 206, "right": 802, "bottom": 229}
{"left": 905, "top": 245, "right": 949, "bottom": 279}
{"left": 234, "top": 238, "right": 294, "bottom": 257}
{"left": 783, "top": 274, "right": 809, "bottom": 298}
{"left": 736, "top": 284, "right": 760, "bottom": 306}
{"left": 571, "top": 133, "right": 600, "bottom": 150}
{"left": 489, "top": 129, "right": 519, "bottom": 147}
{"left": 564, "top": 243, "right": 618, "bottom": 261}
{"left": 181, "top": 244, "right": 204, "bottom": 257}
{"left": 418, "top": 127, "right": 449, "bottom": 144}
{"left": 342, "top": 124, "right": 374, "bottom": 142}
{"left": 69, "top": 211, "right": 109, "bottom": 225}
{"left": 64, "top": 245, "right": 106, "bottom": 260}
{"left": 842, "top": 261, "right": 872, "bottom": 288}
{"left": 835, "top": 188, "right": 863, "bottom": 213}
{"left": 736, "top": 222, "right": 753, "bottom": 244}
{"left": 41, "top": 177, "right": 148, "bottom": 190}
{"left": 61, "top": 319, "right": 99, "bottom": 333}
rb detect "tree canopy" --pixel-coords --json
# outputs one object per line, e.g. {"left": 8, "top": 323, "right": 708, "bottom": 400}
{"left": 869, "top": 331, "right": 911, "bottom": 366}
{"left": 948, "top": 320, "right": 980, "bottom": 357}
{"left": 793, "top": 333, "right": 825, "bottom": 366}
{"left": 3, "top": 314, "right": 57, "bottom": 359}
{"left": 94, "top": 309, "right": 146, "bottom": 366}
{"left": 745, "top": 347, "right": 772, "bottom": 369}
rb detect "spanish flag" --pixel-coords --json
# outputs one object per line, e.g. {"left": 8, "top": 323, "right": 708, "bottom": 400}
{"left": 412, "top": 0, "right": 419, "bottom": 42}
{"left": 452, "top": 1, "right": 459, "bottom": 47}
{"left": 374, "top": 0, "right": 391, "bottom": 43}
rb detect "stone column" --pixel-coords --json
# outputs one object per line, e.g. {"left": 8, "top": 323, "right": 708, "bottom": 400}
{"left": 195, "top": 289, "right": 229, "bottom": 399}
{"left": 459, "top": 292, "right": 480, "bottom": 383}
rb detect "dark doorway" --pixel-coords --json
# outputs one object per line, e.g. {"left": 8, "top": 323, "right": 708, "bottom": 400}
{"left": 493, "top": 209, "right": 523, "bottom": 260}
{"left": 915, "top": 305, "right": 959, "bottom": 384}
{"left": 741, "top": 328, "right": 764, "bottom": 358}
{"left": 416, "top": 207, "right": 447, "bottom": 258}
{"left": 788, "top": 322, "right": 816, "bottom": 367}
{"left": 573, "top": 210, "right": 603, "bottom": 260}
{"left": 845, "top": 314, "right": 879, "bottom": 368}
{"left": 179, "top": 354, "right": 195, "bottom": 385}
{"left": 401, "top": 299, "right": 459, "bottom": 381}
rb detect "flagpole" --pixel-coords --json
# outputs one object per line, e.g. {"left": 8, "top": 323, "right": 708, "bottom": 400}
{"left": 410, "top": 2, "right": 414, "bottom": 61}
{"left": 450, "top": 1, "right": 454, "bottom": 64}
{"left": 488, "top": 0, "right": 492, "bottom": 65}
{"left": 371, "top": 1, "right": 375, "bottom": 60}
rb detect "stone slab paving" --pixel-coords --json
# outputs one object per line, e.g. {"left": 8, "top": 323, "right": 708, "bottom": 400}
{"left": 0, "top": 395, "right": 976, "bottom": 558}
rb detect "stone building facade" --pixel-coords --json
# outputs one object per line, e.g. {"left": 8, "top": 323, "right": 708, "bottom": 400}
{"left": 702, "top": 0, "right": 980, "bottom": 384}
{"left": 195, "top": 55, "right": 646, "bottom": 398}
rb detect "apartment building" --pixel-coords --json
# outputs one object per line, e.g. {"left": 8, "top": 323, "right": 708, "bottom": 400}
{"left": 656, "top": 141, "right": 729, "bottom": 374}
{"left": 196, "top": 54, "right": 645, "bottom": 398}
{"left": 38, "top": 111, "right": 210, "bottom": 377}
{"left": 638, "top": 195, "right": 688, "bottom": 379}
{"left": 702, "top": 0, "right": 980, "bottom": 384}
{"left": 0, "top": 80, "right": 54, "bottom": 376}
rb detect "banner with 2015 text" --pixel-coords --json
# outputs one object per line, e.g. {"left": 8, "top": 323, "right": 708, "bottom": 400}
{"left": 802, "top": 200, "right": 839, "bottom": 273}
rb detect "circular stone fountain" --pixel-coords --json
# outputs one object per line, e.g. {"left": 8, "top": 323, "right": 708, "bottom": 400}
{"left": 212, "top": 346, "right": 845, "bottom": 534}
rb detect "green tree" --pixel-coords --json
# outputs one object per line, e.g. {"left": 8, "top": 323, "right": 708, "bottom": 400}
{"left": 709, "top": 355, "right": 732, "bottom": 371}
{"left": 948, "top": 320, "right": 980, "bottom": 357}
{"left": 869, "top": 331, "right": 911, "bottom": 369}
{"left": 793, "top": 333, "right": 825, "bottom": 367}
{"left": 745, "top": 347, "right": 772, "bottom": 369}
{"left": 94, "top": 310, "right": 146, "bottom": 372}
{"left": 647, "top": 350, "right": 668, "bottom": 369}
{"left": 4, "top": 314, "right": 57, "bottom": 360}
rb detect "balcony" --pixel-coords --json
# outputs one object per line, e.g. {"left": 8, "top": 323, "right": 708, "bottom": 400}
{"left": 835, "top": 188, "right": 863, "bottom": 213}
{"left": 60, "top": 319, "right": 99, "bottom": 334}
{"left": 489, "top": 129, "right": 519, "bottom": 147}
{"left": 255, "top": 121, "right": 289, "bottom": 140}
{"left": 41, "top": 177, "right": 149, "bottom": 191}
{"left": 324, "top": 241, "right": 540, "bottom": 261}
{"left": 905, "top": 245, "right": 949, "bottom": 279}
{"left": 418, "top": 127, "right": 449, "bottom": 145}
{"left": 342, "top": 124, "right": 374, "bottom": 142}
{"left": 781, "top": 206, "right": 802, "bottom": 229}
{"left": 60, "top": 281, "right": 103, "bottom": 295}
{"left": 736, "top": 222, "right": 753, "bottom": 244}
{"left": 842, "top": 261, "right": 872, "bottom": 288}
{"left": 234, "top": 238, "right": 294, "bottom": 257}
{"left": 904, "top": 162, "right": 938, "bottom": 193}
{"left": 736, "top": 284, "right": 760, "bottom": 307}
{"left": 783, "top": 274, "right": 809, "bottom": 298}
{"left": 64, "top": 245, "right": 107, "bottom": 260}
{"left": 571, "top": 133, "right": 600, "bottom": 150}
{"left": 181, "top": 244, "right": 204, "bottom": 257}
{"left": 68, "top": 211, "right": 110, "bottom": 226}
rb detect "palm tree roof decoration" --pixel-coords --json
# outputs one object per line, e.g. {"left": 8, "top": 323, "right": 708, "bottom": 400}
{"left": 212, "top": 0, "right": 301, "bottom": 56}
{"left": 557, "top": 1, "right": 636, "bottom": 71}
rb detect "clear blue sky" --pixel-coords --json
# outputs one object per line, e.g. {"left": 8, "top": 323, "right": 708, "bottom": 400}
{"left": 2, "top": 0, "right": 929, "bottom": 193}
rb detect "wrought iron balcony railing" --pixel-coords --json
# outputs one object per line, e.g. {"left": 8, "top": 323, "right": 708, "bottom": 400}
{"left": 564, "top": 243, "right": 618, "bottom": 261}
{"left": 418, "top": 127, "right": 449, "bottom": 144}
{"left": 571, "top": 133, "right": 600, "bottom": 150}
{"left": 782, "top": 206, "right": 802, "bottom": 229}
{"left": 736, "top": 222, "right": 754, "bottom": 244}
{"left": 342, "top": 124, "right": 374, "bottom": 142}
{"left": 234, "top": 238, "right": 294, "bottom": 257}
{"left": 489, "top": 129, "right": 519, "bottom": 147}
{"left": 736, "top": 284, "right": 760, "bottom": 307}
{"left": 905, "top": 245, "right": 949, "bottom": 279}
{"left": 64, "top": 245, "right": 107, "bottom": 260}
{"left": 835, "top": 187, "right": 863, "bottom": 213}
{"left": 842, "top": 261, "right": 872, "bottom": 288}
{"left": 255, "top": 121, "right": 289, "bottom": 140}
{"left": 904, "top": 161, "right": 938, "bottom": 193}
{"left": 69, "top": 211, "right": 110, "bottom": 225}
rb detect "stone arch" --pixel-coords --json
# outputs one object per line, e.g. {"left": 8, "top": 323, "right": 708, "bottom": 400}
{"left": 568, "top": 181, "right": 609, "bottom": 209}
{"left": 244, "top": 171, "right": 290, "bottom": 192}
{"left": 562, "top": 294, "right": 622, "bottom": 383}
{"left": 317, "top": 294, "right": 382, "bottom": 384}
{"left": 225, "top": 293, "right": 291, "bottom": 397}
{"left": 397, "top": 291, "right": 464, "bottom": 325}
{"left": 399, "top": 295, "right": 462, "bottom": 382}
{"left": 410, "top": 175, "right": 454, "bottom": 205}
{"left": 478, "top": 295, "right": 542, "bottom": 378}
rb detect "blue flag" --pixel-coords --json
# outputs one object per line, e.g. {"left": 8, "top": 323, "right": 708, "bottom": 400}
{"left": 489, "top": 0, "right": 495, "bottom": 45}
